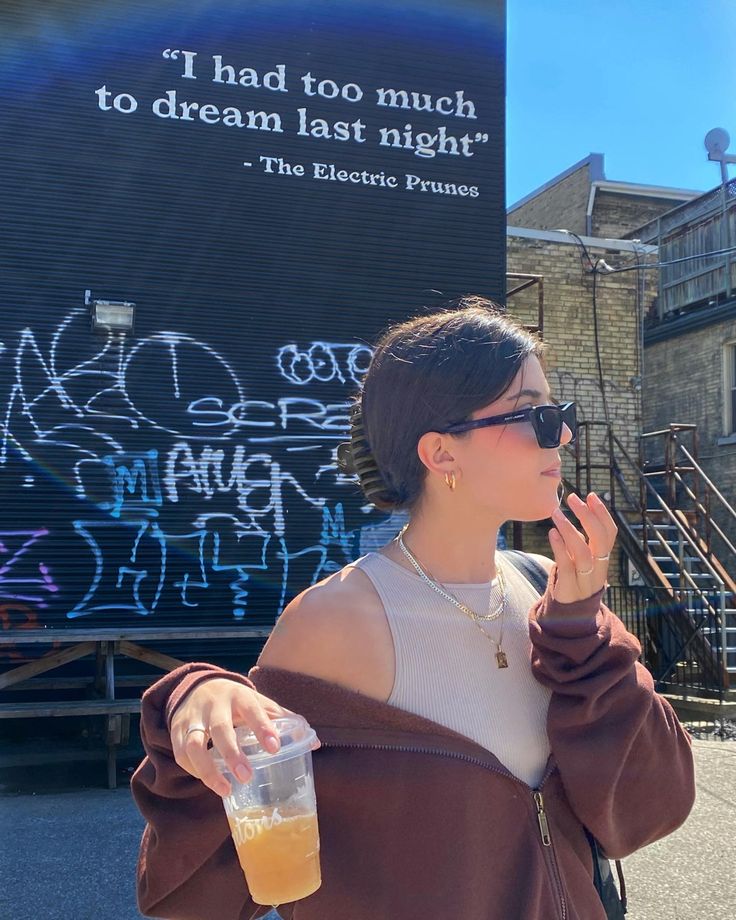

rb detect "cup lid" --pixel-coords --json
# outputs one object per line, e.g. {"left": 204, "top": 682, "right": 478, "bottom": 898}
{"left": 213, "top": 715, "right": 317, "bottom": 770}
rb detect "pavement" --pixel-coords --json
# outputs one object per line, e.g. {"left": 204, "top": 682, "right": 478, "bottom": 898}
{"left": 0, "top": 739, "right": 733, "bottom": 920}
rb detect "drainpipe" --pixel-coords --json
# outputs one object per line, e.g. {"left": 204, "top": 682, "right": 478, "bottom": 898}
{"left": 586, "top": 182, "right": 598, "bottom": 236}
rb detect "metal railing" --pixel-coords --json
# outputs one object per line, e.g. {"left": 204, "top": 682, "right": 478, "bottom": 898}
{"left": 566, "top": 419, "right": 731, "bottom": 692}
{"left": 639, "top": 425, "right": 736, "bottom": 585}
{"left": 506, "top": 272, "right": 544, "bottom": 335}
{"left": 670, "top": 442, "right": 736, "bottom": 568}
{"left": 606, "top": 585, "right": 726, "bottom": 699}
{"left": 616, "top": 430, "right": 729, "bottom": 683}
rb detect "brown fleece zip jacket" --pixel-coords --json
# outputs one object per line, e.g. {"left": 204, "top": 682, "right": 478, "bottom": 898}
{"left": 132, "top": 582, "right": 695, "bottom": 920}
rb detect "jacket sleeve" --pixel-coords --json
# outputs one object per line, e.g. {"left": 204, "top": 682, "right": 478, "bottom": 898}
{"left": 131, "top": 662, "right": 273, "bottom": 920}
{"left": 529, "top": 583, "right": 696, "bottom": 860}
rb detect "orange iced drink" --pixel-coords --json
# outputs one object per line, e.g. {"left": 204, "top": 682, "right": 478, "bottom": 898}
{"left": 216, "top": 716, "right": 322, "bottom": 905}
{"left": 227, "top": 805, "right": 321, "bottom": 905}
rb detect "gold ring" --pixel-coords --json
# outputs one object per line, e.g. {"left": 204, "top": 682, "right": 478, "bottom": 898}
{"left": 576, "top": 566, "right": 594, "bottom": 576}
{"left": 594, "top": 554, "right": 610, "bottom": 561}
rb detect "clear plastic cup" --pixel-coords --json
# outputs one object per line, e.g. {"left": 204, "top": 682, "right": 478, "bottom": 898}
{"left": 214, "top": 715, "right": 321, "bottom": 907}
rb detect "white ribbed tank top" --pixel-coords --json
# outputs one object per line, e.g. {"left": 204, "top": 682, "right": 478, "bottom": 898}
{"left": 350, "top": 551, "right": 552, "bottom": 788}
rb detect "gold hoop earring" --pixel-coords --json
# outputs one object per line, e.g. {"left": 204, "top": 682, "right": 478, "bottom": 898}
{"left": 445, "top": 471, "right": 457, "bottom": 492}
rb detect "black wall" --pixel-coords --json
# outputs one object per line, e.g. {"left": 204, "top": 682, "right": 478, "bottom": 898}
{"left": 0, "top": 0, "right": 506, "bottom": 640}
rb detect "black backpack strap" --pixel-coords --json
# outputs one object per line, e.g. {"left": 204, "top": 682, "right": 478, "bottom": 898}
{"left": 500, "top": 548, "right": 548, "bottom": 596}
{"left": 584, "top": 829, "right": 628, "bottom": 917}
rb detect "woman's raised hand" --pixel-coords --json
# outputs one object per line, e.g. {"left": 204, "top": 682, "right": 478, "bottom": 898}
{"left": 170, "top": 678, "right": 321, "bottom": 796}
{"left": 547, "top": 491, "right": 618, "bottom": 605}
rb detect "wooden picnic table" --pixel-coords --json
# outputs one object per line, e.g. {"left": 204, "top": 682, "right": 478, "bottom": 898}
{"left": 0, "top": 627, "right": 271, "bottom": 788}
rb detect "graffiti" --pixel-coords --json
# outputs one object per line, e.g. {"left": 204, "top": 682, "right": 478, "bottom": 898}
{"left": 0, "top": 312, "right": 252, "bottom": 467}
{"left": 0, "top": 308, "right": 528, "bottom": 634}
{"left": 185, "top": 396, "right": 351, "bottom": 435}
{"left": 0, "top": 528, "right": 59, "bottom": 607}
{"left": 0, "top": 529, "right": 59, "bottom": 660}
{"left": 0, "top": 603, "right": 43, "bottom": 662}
{"left": 105, "top": 450, "right": 163, "bottom": 518}
{"left": 121, "top": 332, "right": 246, "bottom": 439}
{"left": 276, "top": 342, "right": 372, "bottom": 386}
{"left": 0, "top": 310, "right": 381, "bottom": 629}
{"left": 1, "top": 316, "right": 126, "bottom": 468}
{"left": 68, "top": 519, "right": 268, "bottom": 620}
{"left": 163, "top": 443, "right": 327, "bottom": 534}
{"left": 206, "top": 516, "right": 271, "bottom": 620}
{"left": 65, "top": 435, "right": 367, "bottom": 620}
{"left": 68, "top": 519, "right": 166, "bottom": 619}
{"left": 65, "top": 509, "right": 361, "bottom": 621}
{"left": 0, "top": 604, "right": 41, "bottom": 631}
{"left": 1, "top": 312, "right": 361, "bottom": 476}
{"left": 273, "top": 501, "right": 365, "bottom": 612}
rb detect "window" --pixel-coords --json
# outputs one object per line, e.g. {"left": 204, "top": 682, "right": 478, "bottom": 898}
{"left": 726, "top": 342, "right": 736, "bottom": 435}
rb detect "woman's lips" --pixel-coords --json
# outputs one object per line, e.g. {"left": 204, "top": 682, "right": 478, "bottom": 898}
{"left": 541, "top": 468, "right": 561, "bottom": 477}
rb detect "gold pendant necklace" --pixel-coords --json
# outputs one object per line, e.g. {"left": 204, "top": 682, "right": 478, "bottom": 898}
{"left": 396, "top": 526, "right": 509, "bottom": 669}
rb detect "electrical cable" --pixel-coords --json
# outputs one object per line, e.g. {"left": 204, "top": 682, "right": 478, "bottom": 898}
{"left": 595, "top": 244, "right": 736, "bottom": 275}
{"left": 554, "top": 230, "right": 614, "bottom": 435}
{"left": 555, "top": 229, "right": 596, "bottom": 272}
{"left": 555, "top": 225, "right": 736, "bottom": 275}
{"left": 555, "top": 228, "right": 736, "bottom": 499}
{"left": 554, "top": 230, "right": 736, "bottom": 452}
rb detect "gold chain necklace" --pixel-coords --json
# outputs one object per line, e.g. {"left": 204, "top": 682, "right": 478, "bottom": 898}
{"left": 396, "top": 525, "right": 510, "bottom": 669}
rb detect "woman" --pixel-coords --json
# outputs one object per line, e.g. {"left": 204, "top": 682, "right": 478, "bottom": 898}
{"left": 133, "top": 301, "right": 695, "bottom": 920}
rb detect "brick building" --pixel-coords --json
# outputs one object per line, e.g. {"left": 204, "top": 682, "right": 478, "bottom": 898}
{"left": 505, "top": 225, "right": 653, "bottom": 584}
{"left": 506, "top": 155, "right": 735, "bottom": 688}
{"left": 507, "top": 152, "right": 699, "bottom": 238}
{"left": 504, "top": 153, "right": 702, "bottom": 579}
{"left": 636, "top": 181, "right": 736, "bottom": 557}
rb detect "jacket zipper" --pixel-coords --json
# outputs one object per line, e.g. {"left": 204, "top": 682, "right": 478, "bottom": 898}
{"left": 534, "top": 791, "right": 552, "bottom": 845}
{"left": 534, "top": 791, "right": 567, "bottom": 920}
{"left": 321, "top": 740, "right": 568, "bottom": 920}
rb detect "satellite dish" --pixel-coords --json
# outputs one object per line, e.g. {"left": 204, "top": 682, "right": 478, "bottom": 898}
{"left": 704, "top": 127, "right": 730, "bottom": 156}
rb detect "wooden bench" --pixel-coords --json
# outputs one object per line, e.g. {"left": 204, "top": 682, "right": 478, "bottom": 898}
{"left": 0, "top": 627, "right": 270, "bottom": 788}
{"left": 0, "top": 699, "right": 142, "bottom": 718}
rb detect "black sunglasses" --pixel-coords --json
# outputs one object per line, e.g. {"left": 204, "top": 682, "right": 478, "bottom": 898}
{"left": 438, "top": 402, "right": 577, "bottom": 449}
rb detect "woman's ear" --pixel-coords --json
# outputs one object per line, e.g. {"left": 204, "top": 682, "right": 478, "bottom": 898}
{"left": 416, "top": 431, "right": 457, "bottom": 476}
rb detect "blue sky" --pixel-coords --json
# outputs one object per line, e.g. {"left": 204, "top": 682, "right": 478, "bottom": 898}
{"left": 507, "top": 0, "right": 736, "bottom": 206}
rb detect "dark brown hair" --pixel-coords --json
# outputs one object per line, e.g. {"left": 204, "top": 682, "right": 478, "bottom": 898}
{"left": 345, "top": 297, "right": 546, "bottom": 513}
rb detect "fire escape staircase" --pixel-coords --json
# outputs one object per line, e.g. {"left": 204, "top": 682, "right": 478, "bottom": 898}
{"left": 563, "top": 421, "right": 736, "bottom": 706}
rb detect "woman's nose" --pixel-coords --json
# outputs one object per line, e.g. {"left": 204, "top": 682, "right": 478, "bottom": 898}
{"left": 560, "top": 422, "right": 574, "bottom": 446}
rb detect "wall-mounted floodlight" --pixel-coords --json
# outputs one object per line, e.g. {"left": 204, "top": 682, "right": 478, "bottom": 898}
{"left": 85, "top": 289, "right": 136, "bottom": 332}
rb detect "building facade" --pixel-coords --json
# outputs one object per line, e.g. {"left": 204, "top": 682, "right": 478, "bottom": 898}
{"left": 506, "top": 226, "right": 652, "bottom": 585}
{"left": 638, "top": 180, "right": 736, "bottom": 558}
{"left": 505, "top": 153, "right": 733, "bottom": 590}
{"left": 507, "top": 152, "right": 700, "bottom": 238}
